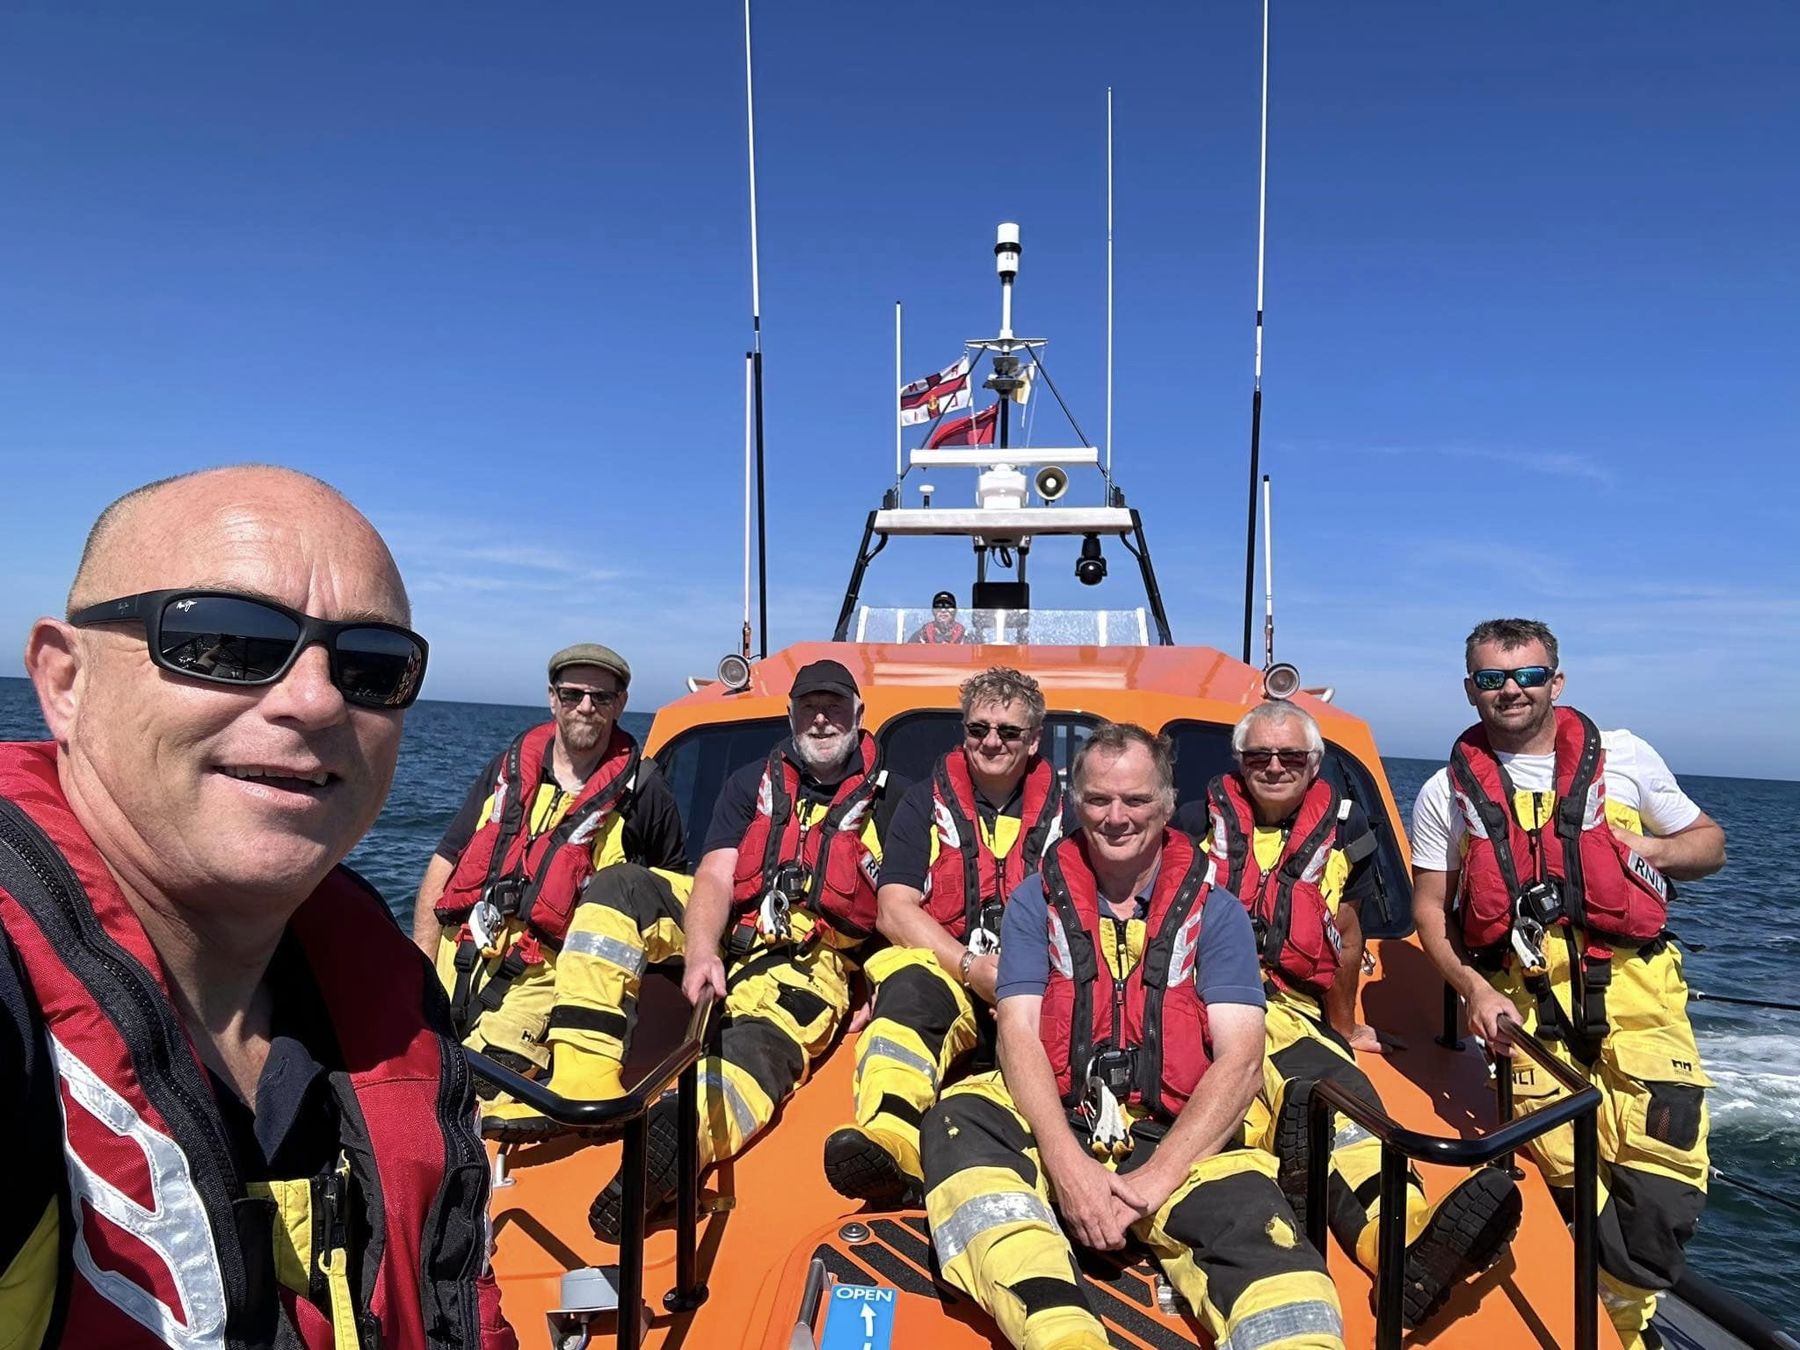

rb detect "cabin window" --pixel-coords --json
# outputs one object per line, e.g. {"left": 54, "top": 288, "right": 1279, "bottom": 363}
{"left": 653, "top": 717, "right": 789, "bottom": 864}
{"left": 1160, "top": 719, "right": 1414, "bottom": 939}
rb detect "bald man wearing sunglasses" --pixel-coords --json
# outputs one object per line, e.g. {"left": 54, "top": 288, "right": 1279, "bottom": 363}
{"left": 1411, "top": 617, "right": 1725, "bottom": 1349}
{"left": 1176, "top": 701, "right": 1522, "bottom": 1331}
{"left": 0, "top": 466, "right": 514, "bottom": 1347}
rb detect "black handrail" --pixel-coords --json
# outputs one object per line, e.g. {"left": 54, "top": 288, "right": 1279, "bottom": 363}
{"left": 467, "top": 994, "right": 716, "bottom": 1350}
{"left": 1304, "top": 1022, "right": 1602, "bottom": 1350}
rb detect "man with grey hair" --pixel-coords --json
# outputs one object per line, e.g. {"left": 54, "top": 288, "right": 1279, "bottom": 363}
{"left": 1181, "top": 699, "right": 1521, "bottom": 1329}
{"left": 0, "top": 466, "right": 513, "bottom": 1345}
{"left": 918, "top": 722, "right": 1344, "bottom": 1350}
{"left": 823, "top": 666, "right": 1064, "bottom": 1205}
{"left": 1412, "top": 618, "right": 1724, "bottom": 1349}
{"left": 582, "top": 659, "right": 907, "bottom": 1241}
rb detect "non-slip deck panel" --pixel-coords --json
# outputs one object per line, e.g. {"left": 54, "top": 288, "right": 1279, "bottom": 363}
{"left": 809, "top": 1220, "right": 1197, "bottom": 1350}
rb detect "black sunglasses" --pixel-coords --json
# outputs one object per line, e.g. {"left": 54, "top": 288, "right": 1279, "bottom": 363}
{"left": 1238, "top": 748, "right": 1314, "bottom": 769}
{"left": 553, "top": 684, "right": 622, "bottom": 709}
{"left": 69, "top": 589, "right": 428, "bottom": 710}
{"left": 1470, "top": 665, "right": 1556, "bottom": 692}
{"left": 964, "top": 720, "right": 1029, "bottom": 744}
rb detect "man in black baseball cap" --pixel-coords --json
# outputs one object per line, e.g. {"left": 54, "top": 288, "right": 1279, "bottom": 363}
{"left": 584, "top": 655, "right": 911, "bottom": 1239}
{"left": 910, "top": 590, "right": 969, "bottom": 644}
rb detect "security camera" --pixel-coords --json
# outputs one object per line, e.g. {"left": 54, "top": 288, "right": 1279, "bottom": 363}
{"left": 1034, "top": 465, "right": 1069, "bottom": 502}
{"left": 1075, "top": 534, "right": 1107, "bottom": 586}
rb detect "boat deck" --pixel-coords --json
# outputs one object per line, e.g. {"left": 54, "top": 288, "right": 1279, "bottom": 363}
{"left": 486, "top": 934, "right": 1627, "bottom": 1348}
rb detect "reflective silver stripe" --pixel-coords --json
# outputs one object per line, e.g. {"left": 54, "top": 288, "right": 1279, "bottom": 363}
{"left": 1218, "top": 1299, "right": 1344, "bottom": 1350}
{"left": 561, "top": 929, "right": 646, "bottom": 976}
{"left": 933, "top": 1190, "right": 1058, "bottom": 1264}
{"left": 856, "top": 1035, "right": 939, "bottom": 1090}
{"left": 1334, "top": 1120, "right": 1374, "bottom": 1150}
{"left": 52, "top": 1034, "right": 229, "bottom": 1349}
{"left": 700, "top": 1067, "right": 760, "bottom": 1141}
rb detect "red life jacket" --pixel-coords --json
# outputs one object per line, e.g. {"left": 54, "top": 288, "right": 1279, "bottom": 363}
{"left": 1449, "top": 706, "right": 1672, "bottom": 953}
{"left": 729, "top": 733, "right": 887, "bottom": 938}
{"left": 0, "top": 742, "right": 510, "bottom": 1349}
{"left": 435, "top": 721, "right": 640, "bottom": 946}
{"left": 1038, "top": 830, "right": 1215, "bottom": 1122}
{"left": 923, "top": 750, "right": 1062, "bottom": 941}
{"left": 1206, "top": 772, "right": 1356, "bottom": 1000}
{"left": 915, "top": 620, "right": 967, "bottom": 644}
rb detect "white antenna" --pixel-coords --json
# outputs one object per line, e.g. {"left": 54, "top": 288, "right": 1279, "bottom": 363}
{"left": 1239, "top": 0, "right": 1272, "bottom": 664}
{"left": 1262, "top": 473, "right": 1275, "bottom": 667}
{"left": 894, "top": 301, "right": 903, "bottom": 480}
{"left": 742, "top": 354, "right": 754, "bottom": 657}
{"left": 742, "top": 0, "right": 762, "bottom": 347}
{"left": 1105, "top": 86, "right": 1115, "bottom": 481}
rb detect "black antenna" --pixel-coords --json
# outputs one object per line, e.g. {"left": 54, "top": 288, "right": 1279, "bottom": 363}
{"left": 742, "top": 0, "right": 768, "bottom": 659}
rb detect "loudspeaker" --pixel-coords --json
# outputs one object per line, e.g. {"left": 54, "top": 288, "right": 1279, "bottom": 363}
{"left": 1034, "top": 465, "right": 1069, "bottom": 501}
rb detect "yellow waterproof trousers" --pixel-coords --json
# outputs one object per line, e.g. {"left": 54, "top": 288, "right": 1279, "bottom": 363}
{"left": 1250, "top": 993, "right": 1431, "bottom": 1270}
{"left": 1490, "top": 936, "right": 1709, "bottom": 1349}
{"left": 557, "top": 863, "right": 854, "bottom": 1167}
{"left": 922, "top": 1071, "right": 1344, "bottom": 1350}
{"left": 431, "top": 863, "right": 694, "bottom": 1082}
{"left": 850, "top": 947, "right": 983, "bottom": 1183}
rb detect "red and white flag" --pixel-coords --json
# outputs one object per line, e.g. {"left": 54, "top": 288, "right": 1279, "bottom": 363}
{"left": 899, "top": 356, "right": 972, "bottom": 426}
{"left": 924, "top": 403, "right": 999, "bottom": 449}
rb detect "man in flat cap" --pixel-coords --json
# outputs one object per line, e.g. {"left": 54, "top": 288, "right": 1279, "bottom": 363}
{"left": 412, "top": 641, "right": 689, "bottom": 1138}
{"left": 581, "top": 658, "right": 906, "bottom": 1242}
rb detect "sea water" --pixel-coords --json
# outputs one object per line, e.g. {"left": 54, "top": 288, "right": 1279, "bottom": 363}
{"left": 1, "top": 680, "right": 1792, "bottom": 1304}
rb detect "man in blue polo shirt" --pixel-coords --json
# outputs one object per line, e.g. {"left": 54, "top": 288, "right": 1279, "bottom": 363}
{"left": 917, "top": 722, "right": 1343, "bottom": 1350}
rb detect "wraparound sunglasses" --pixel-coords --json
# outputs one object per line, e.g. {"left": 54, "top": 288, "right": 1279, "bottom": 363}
{"left": 69, "top": 589, "right": 429, "bottom": 710}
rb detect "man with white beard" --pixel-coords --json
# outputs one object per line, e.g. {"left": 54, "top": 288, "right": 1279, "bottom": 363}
{"left": 585, "top": 660, "right": 906, "bottom": 1240}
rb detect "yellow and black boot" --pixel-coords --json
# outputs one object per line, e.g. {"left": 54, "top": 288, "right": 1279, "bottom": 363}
{"left": 1353, "top": 1166, "right": 1522, "bottom": 1329}
{"left": 588, "top": 1097, "right": 683, "bottom": 1244}
{"left": 481, "top": 1036, "right": 628, "bottom": 1143}
{"left": 823, "top": 1123, "right": 923, "bottom": 1208}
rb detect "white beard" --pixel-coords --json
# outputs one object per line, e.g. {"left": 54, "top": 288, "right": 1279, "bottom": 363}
{"left": 794, "top": 729, "right": 855, "bottom": 778}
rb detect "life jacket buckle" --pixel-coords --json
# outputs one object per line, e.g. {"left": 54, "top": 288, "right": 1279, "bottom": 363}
{"left": 967, "top": 922, "right": 1002, "bottom": 957}
{"left": 468, "top": 898, "right": 504, "bottom": 952}
{"left": 1510, "top": 912, "right": 1549, "bottom": 977}
{"left": 515, "top": 933, "right": 544, "bottom": 967}
{"left": 1078, "top": 1058, "right": 1134, "bottom": 1158}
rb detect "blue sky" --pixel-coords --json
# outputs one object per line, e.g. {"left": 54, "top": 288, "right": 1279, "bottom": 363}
{"left": 1, "top": 3, "right": 1794, "bottom": 777}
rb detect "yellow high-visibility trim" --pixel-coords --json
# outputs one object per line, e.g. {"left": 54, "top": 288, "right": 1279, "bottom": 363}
{"left": 0, "top": 1201, "right": 57, "bottom": 1350}
{"left": 246, "top": 1176, "right": 314, "bottom": 1297}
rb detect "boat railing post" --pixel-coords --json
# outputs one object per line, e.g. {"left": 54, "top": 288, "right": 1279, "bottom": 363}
{"left": 1304, "top": 1086, "right": 1332, "bottom": 1255}
{"left": 665, "top": 1058, "right": 710, "bottom": 1313}
{"left": 1374, "top": 1145, "right": 1409, "bottom": 1350}
{"left": 1573, "top": 1105, "right": 1599, "bottom": 1350}
{"left": 1494, "top": 1057, "right": 1522, "bottom": 1180}
{"left": 1437, "top": 980, "right": 1464, "bottom": 1050}
{"left": 617, "top": 1114, "right": 649, "bottom": 1350}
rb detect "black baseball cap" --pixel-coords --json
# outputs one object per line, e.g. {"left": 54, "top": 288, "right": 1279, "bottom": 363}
{"left": 932, "top": 590, "right": 956, "bottom": 607}
{"left": 790, "top": 659, "right": 859, "bottom": 701}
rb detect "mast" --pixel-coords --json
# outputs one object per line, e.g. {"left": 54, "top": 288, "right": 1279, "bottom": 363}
{"left": 1105, "top": 86, "right": 1115, "bottom": 484}
{"left": 743, "top": 0, "right": 769, "bottom": 659}
{"left": 1262, "top": 473, "right": 1274, "bottom": 667}
{"left": 1240, "top": 0, "right": 1271, "bottom": 664}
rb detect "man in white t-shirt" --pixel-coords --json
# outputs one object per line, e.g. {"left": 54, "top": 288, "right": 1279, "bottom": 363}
{"left": 1410, "top": 617, "right": 1725, "bottom": 1350}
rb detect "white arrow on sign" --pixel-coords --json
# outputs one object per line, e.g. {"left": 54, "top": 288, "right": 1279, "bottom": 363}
{"left": 861, "top": 1305, "right": 875, "bottom": 1335}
